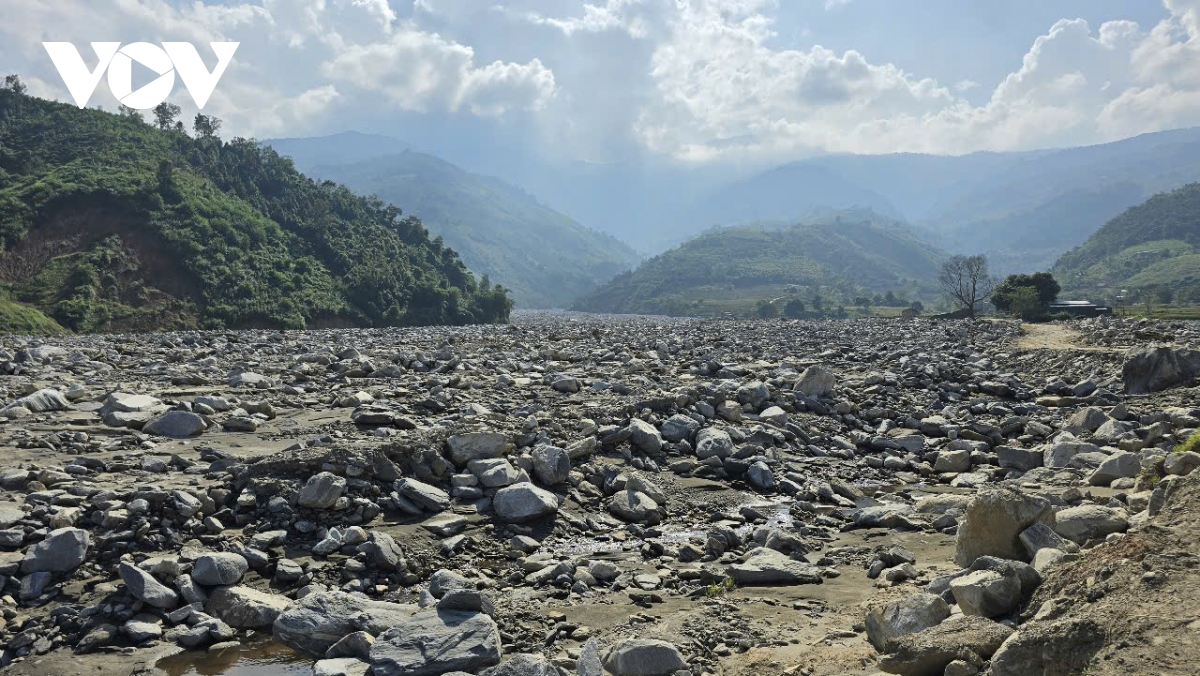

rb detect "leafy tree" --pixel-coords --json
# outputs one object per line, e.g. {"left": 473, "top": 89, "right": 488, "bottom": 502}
{"left": 1008, "top": 287, "right": 1046, "bottom": 321}
{"left": 153, "top": 102, "right": 181, "bottom": 130}
{"left": 811, "top": 293, "right": 823, "bottom": 312}
{"left": 757, "top": 299, "right": 779, "bottom": 319}
{"left": 910, "top": 300, "right": 924, "bottom": 313}
{"left": 118, "top": 105, "right": 143, "bottom": 122}
{"left": 884, "top": 290, "right": 898, "bottom": 306}
{"left": 992, "top": 272, "right": 1060, "bottom": 312}
{"left": 2, "top": 74, "right": 26, "bottom": 95}
{"left": 783, "top": 298, "right": 806, "bottom": 318}
{"left": 1155, "top": 286, "right": 1174, "bottom": 305}
{"left": 939, "top": 254, "right": 995, "bottom": 319}
{"left": 193, "top": 113, "right": 222, "bottom": 139}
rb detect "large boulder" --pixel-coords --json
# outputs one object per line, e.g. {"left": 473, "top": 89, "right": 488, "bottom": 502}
{"left": 609, "top": 489, "right": 662, "bottom": 525}
{"left": 1052, "top": 505, "right": 1128, "bottom": 544}
{"left": 480, "top": 654, "right": 564, "bottom": 676}
{"left": 726, "top": 547, "right": 822, "bottom": 585}
{"left": 273, "top": 591, "right": 418, "bottom": 656}
{"left": 1, "top": 388, "right": 70, "bottom": 414}
{"left": 447, "top": 433, "right": 508, "bottom": 466}
{"left": 530, "top": 445, "right": 571, "bottom": 486}
{"left": 695, "top": 428, "right": 734, "bottom": 460}
{"left": 794, "top": 365, "right": 836, "bottom": 398}
{"left": 877, "top": 615, "right": 1014, "bottom": 676}
{"left": 369, "top": 610, "right": 501, "bottom": 676}
{"left": 191, "top": 552, "right": 249, "bottom": 586}
{"left": 299, "top": 472, "right": 347, "bottom": 509}
{"left": 207, "top": 586, "right": 291, "bottom": 628}
{"left": 988, "top": 618, "right": 1105, "bottom": 676}
{"left": 118, "top": 563, "right": 178, "bottom": 609}
{"left": 628, "top": 419, "right": 663, "bottom": 454}
{"left": 493, "top": 484, "right": 559, "bottom": 522}
{"left": 954, "top": 488, "right": 1054, "bottom": 566}
{"left": 865, "top": 593, "right": 951, "bottom": 651}
{"left": 142, "top": 410, "right": 207, "bottom": 437}
{"left": 603, "top": 639, "right": 687, "bottom": 676}
{"left": 21, "top": 527, "right": 88, "bottom": 573}
{"left": 1122, "top": 345, "right": 1200, "bottom": 394}
{"left": 1087, "top": 452, "right": 1141, "bottom": 486}
{"left": 396, "top": 478, "right": 451, "bottom": 512}
{"left": 949, "top": 570, "right": 1021, "bottom": 618}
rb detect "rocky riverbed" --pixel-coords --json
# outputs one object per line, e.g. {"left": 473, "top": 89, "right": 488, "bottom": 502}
{"left": 1, "top": 312, "right": 1199, "bottom": 676}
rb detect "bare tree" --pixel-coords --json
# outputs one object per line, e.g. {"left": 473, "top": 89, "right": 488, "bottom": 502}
{"left": 939, "top": 254, "right": 995, "bottom": 319}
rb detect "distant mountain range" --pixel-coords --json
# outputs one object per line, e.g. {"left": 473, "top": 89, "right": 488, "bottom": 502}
{"left": 267, "top": 133, "right": 640, "bottom": 308}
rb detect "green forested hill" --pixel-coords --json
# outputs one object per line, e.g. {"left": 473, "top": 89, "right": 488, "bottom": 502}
{"left": 1053, "top": 183, "right": 1200, "bottom": 296}
{"left": 268, "top": 144, "right": 641, "bottom": 308}
{"left": 571, "top": 212, "right": 945, "bottom": 316}
{"left": 0, "top": 89, "right": 510, "bottom": 332}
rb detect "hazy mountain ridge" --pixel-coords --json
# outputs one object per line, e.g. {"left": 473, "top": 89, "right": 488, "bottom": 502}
{"left": 266, "top": 138, "right": 641, "bottom": 308}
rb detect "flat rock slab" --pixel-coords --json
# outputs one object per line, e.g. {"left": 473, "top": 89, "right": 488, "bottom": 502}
{"left": 368, "top": 610, "right": 501, "bottom": 676}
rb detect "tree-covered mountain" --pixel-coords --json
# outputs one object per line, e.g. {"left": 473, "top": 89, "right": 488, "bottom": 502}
{"left": 277, "top": 148, "right": 641, "bottom": 308}
{"left": 1053, "top": 183, "right": 1200, "bottom": 298}
{"left": 0, "top": 89, "right": 511, "bottom": 333}
{"left": 572, "top": 211, "right": 945, "bottom": 316}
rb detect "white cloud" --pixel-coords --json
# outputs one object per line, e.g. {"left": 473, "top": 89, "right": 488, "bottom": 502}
{"left": 0, "top": 0, "right": 555, "bottom": 137}
{"left": 631, "top": 0, "right": 1200, "bottom": 161}
{"left": 321, "top": 26, "right": 555, "bottom": 114}
{"left": 513, "top": 0, "right": 660, "bottom": 38}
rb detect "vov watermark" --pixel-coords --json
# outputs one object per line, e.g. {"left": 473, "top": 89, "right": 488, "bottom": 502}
{"left": 42, "top": 42, "right": 238, "bottom": 110}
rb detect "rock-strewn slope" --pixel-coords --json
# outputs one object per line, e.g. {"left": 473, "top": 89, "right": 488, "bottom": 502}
{"left": 0, "top": 312, "right": 1198, "bottom": 676}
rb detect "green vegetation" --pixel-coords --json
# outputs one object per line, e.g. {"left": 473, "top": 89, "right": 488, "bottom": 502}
{"left": 1054, "top": 185, "right": 1200, "bottom": 305}
{"left": 0, "top": 88, "right": 511, "bottom": 332}
{"left": 572, "top": 213, "right": 944, "bottom": 317}
{"left": 271, "top": 141, "right": 640, "bottom": 308}
{"left": 0, "top": 288, "right": 66, "bottom": 335}
{"left": 1178, "top": 431, "right": 1200, "bottom": 455}
{"left": 992, "top": 272, "right": 1060, "bottom": 321}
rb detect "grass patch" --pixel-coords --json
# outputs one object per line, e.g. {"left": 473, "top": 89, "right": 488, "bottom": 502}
{"left": 0, "top": 288, "right": 67, "bottom": 335}
{"left": 1176, "top": 430, "right": 1200, "bottom": 454}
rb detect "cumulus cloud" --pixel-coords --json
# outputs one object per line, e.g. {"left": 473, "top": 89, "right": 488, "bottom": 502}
{"left": 0, "top": 0, "right": 555, "bottom": 137}
{"left": 624, "top": 0, "right": 1200, "bottom": 161}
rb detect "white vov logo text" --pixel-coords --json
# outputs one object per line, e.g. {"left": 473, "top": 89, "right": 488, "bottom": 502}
{"left": 42, "top": 42, "right": 238, "bottom": 110}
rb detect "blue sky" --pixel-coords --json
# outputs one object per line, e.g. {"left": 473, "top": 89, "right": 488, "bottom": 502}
{"left": 3, "top": 0, "right": 1198, "bottom": 173}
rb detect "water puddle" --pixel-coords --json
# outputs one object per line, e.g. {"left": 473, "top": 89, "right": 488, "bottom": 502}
{"left": 156, "top": 641, "right": 311, "bottom": 676}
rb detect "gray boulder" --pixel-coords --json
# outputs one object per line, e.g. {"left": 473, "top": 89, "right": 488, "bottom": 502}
{"left": 954, "top": 488, "right": 1053, "bottom": 566}
{"left": 996, "top": 446, "right": 1042, "bottom": 471}
{"left": 2, "top": 388, "right": 70, "bottom": 413}
{"left": 877, "top": 615, "right": 1014, "bottom": 676}
{"left": 988, "top": 619, "right": 1105, "bottom": 676}
{"left": 273, "top": 591, "right": 417, "bottom": 656}
{"left": 369, "top": 610, "right": 501, "bottom": 676}
{"left": 1018, "top": 522, "right": 1073, "bottom": 558}
{"left": 142, "top": 410, "right": 207, "bottom": 438}
{"left": 603, "top": 639, "right": 687, "bottom": 676}
{"left": 530, "top": 445, "right": 571, "bottom": 486}
{"left": 865, "top": 593, "right": 951, "bottom": 651}
{"left": 1052, "top": 505, "right": 1128, "bottom": 544}
{"left": 208, "top": 585, "right": 291, "bottom": 628}
{"left": 447, "top": 433, "right": 508, "bottom": 466}
{"left": 794, "top": 365, "right": 836, "bottom": 398}
{"left": 396, "top": 478, "right": 451, "bottom": 512}
{"left": 21, "top": 527, "right": 88, "bottom": 573}
{"left": 493, "top": 483, "right": 559, "bottom": 522}
{"left": 480, "top": 653, "right": 564, "bottom": 676}
{"left": 469, "top": 458, "right": 524, "bottom": 488}
{"left": 192, "top": 552, "right": 249, "bottom": 586}
{"left": 695, "top": 427, "right": 734, "bottom": 460}
{"left": 609, "top": 489, "right": 662, "bottom": 525}
{"left": 1087, "top": 452, "right": 1140, "bottom": 486}
{"left": 1122, "top": 345, "right": 1200, "bottom": 394}
{"left": 949, "top": 570, "right": 1021, "bottom": 618}
{"left": 727, "top": 547, "right": 822, "bottom": 585}
{"left": 628, "top": 419, "right": 663, "bottom": 454}
{"left": 119, "top": 562, "right": 178, "bottom": 609}
{"left": 299, "top": 472, "right": 347, "bottom": 509}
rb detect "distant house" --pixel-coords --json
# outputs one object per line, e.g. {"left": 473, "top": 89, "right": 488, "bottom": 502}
{"left": 1049, "top": 300, "right": 1112, "bottom": 317}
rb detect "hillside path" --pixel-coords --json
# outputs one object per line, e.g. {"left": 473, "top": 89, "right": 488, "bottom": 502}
{"left": 1016, "top": 322, "right": 1117, "bottom": 351}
